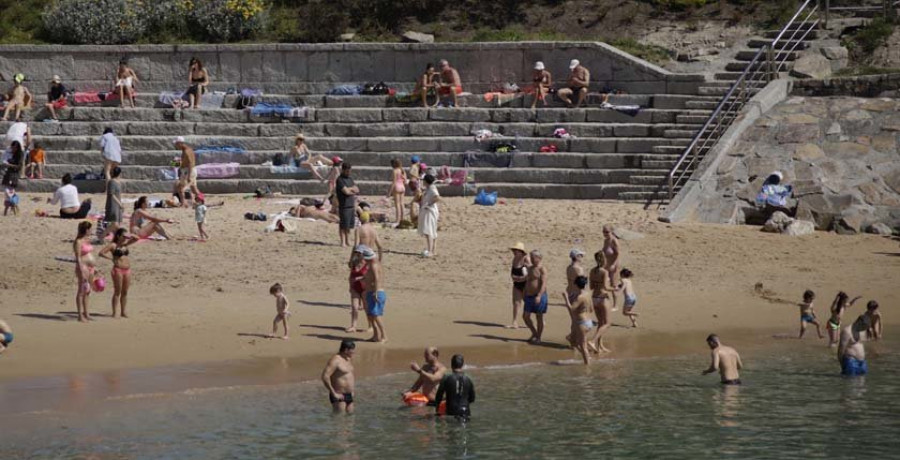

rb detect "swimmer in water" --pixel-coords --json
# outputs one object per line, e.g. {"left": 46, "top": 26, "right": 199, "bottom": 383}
{"left": 402, "top": 346, "right": 447, "bottom": 404}
{"left": 797, "top": 289, "right": 823, "bottom": 339}
{"left": 702, "top": 334, "right": 743, "bottom": 385}
{"left": 838, "top": 315, "right": 872, "bottom": 376}
{"left": 322, "top": 339, "right": 356, "bottom": 414}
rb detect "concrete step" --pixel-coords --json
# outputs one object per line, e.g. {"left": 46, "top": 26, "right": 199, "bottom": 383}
{"left": 724, "top": 60, "right": 794, "bottom": 72}
{"left": 44, "top": 149, "right": 679, "bottom": 170}
{"left": 17, "top": 178, "right": 668, "bottom": 201}
{"left": 698, "top": 85, "right": 763, "bottom": 96}
{"left": 747, "top": 38, "right": 811, "bottom": 50}
{"left": 662, "top": 129, "right": 700, "bottom": 139}
{"left": 8, "top": 120, "right": 703, "bottom": 139}
{"left": 735, "top": 49, "right": 800, "bottom": 62}
{"left": 40, "top": 106, "right": 708, "bottom": 125}
{"left": 33, "top": 135, "right": 691, "bottom": 154}
{"left": 617, "top": 190, "right": 670, "bottom": 202}
{"left": 35, "top": 164, "right": 671, "bottom": 185}
{"left": 762, "top": 29, "right": 820, "bottom": 40}
{"left": 685, "top": 100, "right": 718, "bottom": 110}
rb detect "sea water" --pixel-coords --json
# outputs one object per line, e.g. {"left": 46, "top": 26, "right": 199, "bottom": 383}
{"left": 2, "top": 336, "right": 898, "bottom": 459}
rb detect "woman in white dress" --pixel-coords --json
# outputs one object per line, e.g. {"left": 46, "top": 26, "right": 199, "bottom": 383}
{"left": 417, "top": 174, "right": 441, "bottom": 258}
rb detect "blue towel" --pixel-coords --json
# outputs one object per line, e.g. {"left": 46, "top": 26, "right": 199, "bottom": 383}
{"left": 326, "top": 85, "right": 362, "bottom": 96}
{"left": 195, "top": 145, "right": 246, "bottom": 155}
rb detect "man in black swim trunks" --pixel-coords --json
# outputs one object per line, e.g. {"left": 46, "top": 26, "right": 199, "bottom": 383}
{"left": 702, "top": 334, "right": 743, "bottom": 385}
{"left": 335, "top": 162, "right": 359, "bottom": 248}
{"left": 322, "top": 339, "right": 356, "bottom": 413}
{"left": 434, "top": 354, "right": 475, "bottom": 420}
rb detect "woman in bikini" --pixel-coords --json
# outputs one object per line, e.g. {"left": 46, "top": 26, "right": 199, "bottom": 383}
{"left": 826, "top": 291, "right": 862, "bottom": 347}
{"left": 99, "top": 228, "right": 138, "bottom": 318}
{"left": 347, "top": 247, "right": 372, "bottom": 333}
{"left": 186, "top": 57, "right": 210, "bottom": 109}
{"left": 413, "top": 63, "right": 438, "bottom": 108}
{"left": 589, "top": 251, "right": 614, "bottom": 353}
{"left": 130, "top": 196, "right": 175, "bottom": 239}
{"left": 508, "top": 242, "right": 530, "bottom": 329}
{"left": 387, "top": 158, "right": 407, "bottom": 224}
{"left": 290, "top": 133, "right": 333, "bottom": 181}
{"left": 115, "top": 60, "right": 139, "bottom": 108}
{"left": 73, "top": 221, "right": 96, "bottom": 322}
{"left": 601, "top": 225, "right": 621, "bottom": 311}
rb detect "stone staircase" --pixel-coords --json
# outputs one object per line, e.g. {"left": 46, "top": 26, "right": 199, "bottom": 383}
{"left": 11, "top": 90, "right": 720, "bottom": 201}
{"left": 714, "top": 23, "right": 819, "bottom": 82}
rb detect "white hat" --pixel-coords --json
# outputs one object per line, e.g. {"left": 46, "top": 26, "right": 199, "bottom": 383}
{"left": 173, "top": 136, "right": 185, "bottom": 145}
{"left": 51, "top": 75, "right": 62, "bottom": 83}
{"left": 569, "top": 248, "right": 585, "bottom": 259}
{"left": 569, "top": 59, "right": 580, "bottom": 70}
{"left": 534, "top": 61, "right": 545, "bottom": 71}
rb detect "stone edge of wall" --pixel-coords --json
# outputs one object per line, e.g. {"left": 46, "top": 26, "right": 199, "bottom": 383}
{"left": 791, "top": 73, "right": 900, "bottom": 97}
{"left": 659, "top": 79, "right": 793, "bottom": 223}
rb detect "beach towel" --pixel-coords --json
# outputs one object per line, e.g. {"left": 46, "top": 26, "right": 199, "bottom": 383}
{"left": 195, "top": 145, "right": 247, "bottom": 155}
{"left": 464, "top": 151, "right": 512, "bottom": 168}
{"left": 159, "top": 91, "right": 188, "bottom": 107}
{"left": 201, "top": 92, "right": 226, "bottom": 109}
{"left": 250, "top": 103, "right": 309, "bottom": 118}
{"left": 326, "top": 85, "right": 362, "bottom": 96}
{"left": 159, "top": 168, "right": 178, "bottom": 181}
{"left": 73, "top": 91, "right": 118, "bottom": 104}
{"left": 600, "top": 102, "right": 641, "bottom": 117}
{"left": 195, "top": 162, "right": 240, "bottom": 179}
{"left": 270, "top": 165, "right": 310, "bottom": 175}
{"left": 438, "top": 166, "right": 472, "bottom": 186}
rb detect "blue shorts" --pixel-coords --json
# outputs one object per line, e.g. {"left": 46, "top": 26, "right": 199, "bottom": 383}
{"left": 1, "top": 332, "right": 12, "bottom": 346}
{"left": 624, "top": 294, "right": 637, "bottom": 309}
{"left": 841, "top": 356, "right": 868, "bottom": 376}
{"left": 801, "top": 314, "right": 815, "bottom": 323}
{"left": 524, "top": 292, "right": 548, "bottom": 314}
{"left": 366, "top": 290, "right": 386, "bottom": 317}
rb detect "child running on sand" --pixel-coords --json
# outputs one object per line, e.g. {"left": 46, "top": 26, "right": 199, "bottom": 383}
{"left": 270, "top": 283, "right": 290, "bottom": 339}
{"left": 797, "top": 289, "right": 823, "bottom": 339}
{"left": 618, "top": 268, "right": 638, "bottom": 327}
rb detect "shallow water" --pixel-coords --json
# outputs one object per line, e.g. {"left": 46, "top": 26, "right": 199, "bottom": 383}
{"left": 3, "top": 336, "right": 899, "bottom": 459}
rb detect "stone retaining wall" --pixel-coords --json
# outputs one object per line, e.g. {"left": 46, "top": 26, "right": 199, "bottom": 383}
{"left": 792, "top": 73, "right": 900, "bottom": 98}
{"left": 0, "top": 42, "right": 705, "bottom": 94}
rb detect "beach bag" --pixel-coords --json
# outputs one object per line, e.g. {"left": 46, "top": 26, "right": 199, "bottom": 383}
{"left": 539, "top": 144, "right": 558, "bottom": 153}
{"left": 239, "top": 88, "right": 263, "bottom": 109}
{"left": 273, "top": 153, "right": 286, "bottom": 166}
{"left": 474, "top": 189, "right": 498, "bottom": 206}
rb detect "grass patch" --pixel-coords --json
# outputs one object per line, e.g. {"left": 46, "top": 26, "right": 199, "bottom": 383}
{"left": 608, "top": 38, "right": 673, "bottom": 66}
{"left": 843, "top": 18, "right": 896, "bottom": 56}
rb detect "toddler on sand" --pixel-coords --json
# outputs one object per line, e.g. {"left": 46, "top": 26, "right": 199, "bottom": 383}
{"left": 618, "top": 268, "right": 638, "bottom": 327}
{"left": 270, "top": 283, "right": 290, "bottom": 339}
{"left": 194, "top": 197, "right": 209, "bottom": 240}
{"left": 4, "top": 186, "right": 19, "bottom": 216}
{"left": 797, "top": 289, "right": 823, "bottom": 339}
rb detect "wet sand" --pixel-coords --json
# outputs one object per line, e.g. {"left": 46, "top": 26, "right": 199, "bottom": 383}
{"left": 1, "top": 194, "right": 898, "bottom": 387}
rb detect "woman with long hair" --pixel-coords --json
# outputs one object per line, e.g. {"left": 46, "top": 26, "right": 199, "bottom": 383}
{"left": 589, "top": 251, "right": 614, "bottom": 353}
{"left": 186, "top": 57, "right": 210, "bottom": 109}
{"left": 129, "top": 196, "right": 175, "bottom": 239}
{"left": 99, "top": 228, "right": 138, "bottom": 318}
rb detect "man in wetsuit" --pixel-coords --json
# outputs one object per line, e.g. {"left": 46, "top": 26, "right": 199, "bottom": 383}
{"left": 702, "top": 334, "right": 743, "bottom": 385}
{"left": 434, "top": 354, "right": 475, "bottom": 420}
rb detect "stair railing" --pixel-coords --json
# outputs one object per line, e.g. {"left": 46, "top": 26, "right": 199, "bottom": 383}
{"left": 665, "top": 0, "right": 820, "bottom": 201}
{"left": 822, "top": 0, "right": 899, "bottom": 29}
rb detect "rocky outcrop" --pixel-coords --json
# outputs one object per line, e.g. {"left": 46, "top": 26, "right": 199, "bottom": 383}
{"left": 688, "top": 96, "right": 900, "bottom": 234}
{"left": 791, "top": 53, "right": 833, "bottom": 79}
{"left": 762, "top": 211, "right": 816, "bottom": 236}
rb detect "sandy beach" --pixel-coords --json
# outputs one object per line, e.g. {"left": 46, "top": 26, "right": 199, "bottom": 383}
{"left": 1, "top": 194, "right": 898, "bottom": 382}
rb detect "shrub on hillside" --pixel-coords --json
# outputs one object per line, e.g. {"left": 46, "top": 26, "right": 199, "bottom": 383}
{"left": 191, "top": 0, "right": 268, "bottom": 42}
{"left": 42, "top": 0, "right": 149, "bottom": 44}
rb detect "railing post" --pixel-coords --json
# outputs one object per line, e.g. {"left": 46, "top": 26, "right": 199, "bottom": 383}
{"left": 824, "top": 0, "right": 830, "bottom": 29}
{"left": 766, "top": 46, "right": 774, "bottom": 81}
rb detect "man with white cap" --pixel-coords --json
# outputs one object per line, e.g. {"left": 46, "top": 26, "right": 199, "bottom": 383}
{"left": 44, "top": 75, "right": 68, "bottom": 122}
{"left": 557, "top": 59, "right": 591, "bottom": 108}
{"left": 566, "top": 248, "right": 587, "bottom": 302}
{"left": 173, "top": 136, "right": 199, "bottom": 207}
{"left": 360, "top": 244, "right": 388, "bottom": 343}
{"left": 530, "top": 61, "right": 552, "bottom": 109}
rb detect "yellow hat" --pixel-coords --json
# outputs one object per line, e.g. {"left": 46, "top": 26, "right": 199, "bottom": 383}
{"left": 360, "top": 211, "right": 370, "bottom": 223}
{"left": 509, "top": 242, "right": 526, "bottom": 253}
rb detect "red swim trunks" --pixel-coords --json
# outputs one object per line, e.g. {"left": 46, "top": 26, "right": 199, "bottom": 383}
{"left": 439, "top": 85, "right": 463, "bottom": 96}
{"left": 51, "top": 99, "right": 68, "bottom": 109}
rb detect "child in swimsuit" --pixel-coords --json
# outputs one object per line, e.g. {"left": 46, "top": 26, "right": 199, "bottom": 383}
{"left": 270, "top": 283, "right": 291, "bottom": 340}
{"left": 797, "top": 289, "right": 823, "bottom": 339}
{"left": 827, "top": 291, "right": 862, "bottom": 347}
{"left": 388, "top": 158, "right": 407, "bottom": 224}
{"left": 618, "top": 268, "right": 638, "bottom": 328}
{"left": 3, "top": 186, "right": 18, "bottom": 216}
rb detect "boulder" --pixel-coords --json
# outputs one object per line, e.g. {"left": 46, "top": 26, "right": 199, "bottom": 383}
{"left": 866, "top": 222, "right": 894, "bottom": 235}
{"left": 763, "top": 211, "right": 793, "bottom": 233}
{"left": 796, "top": 194, "right": 854, "bottom": 230}
{"left": 339, "top": 33, "right": 356, "bottom": 42}
{"left": 401, "top": 31, "right": 434, "bottom": 44}
{"left": 821, "top": 46, "right": 849, "bottom": 61}
{"left": 784, "top": 220, "right": 815, "bottom": 236}
{"left": 834, "top": 210, "right": 866, "bottom": 235}
{"left": 791, "top": 54, "right": 832, "bottom": 79}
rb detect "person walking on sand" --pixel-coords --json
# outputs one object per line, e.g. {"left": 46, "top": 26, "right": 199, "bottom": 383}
{"left": 322, "top": 339, "right": 356, "bottom": 414}
{"left": 826, "top": 291, "right": 862, "bottom": 347}
{"left": 838, "top": 315, "right": 872, "bottom": 376}
{"left": 73, "top": 221, "right": 97, "bottom": 322}
{"left": 435, "top": 354, "right": 475, "bottom": 421}
{"left": 402, "top": 346, "right": 447, "bottom": 405}
{"left": 98, "top": 228, "right": 138, "bottom": 318}
{"left": 562, "top": 276, "right": 595, "bottom": 365}
{"left": 418, "top": 174, "right": 441, "bottom": 258}
{"left": 618, "top": 268, "right": 639, "bottom": 328}
{"left": 523, "top": 249, "right": 548, "bottom": 344}
{"left": 360, "top": 245, "right": 387, "bottom": 343}
{"left": 507, "top": 242, "right": 530, "bottom": 329}
{"left": 173, "top": 137, "right": 199, "bottom": 208}
{"left": 387, "top": 158, "right": 407, "bottom": 224}
{"left": 269, "top": 283, "right": 290, "bottom": 339}
{"left": 0, "top": 319, "right": 13, "bottom": 355}
{"left": 589, "top": 251, "right": 614, "bottom": 353}
{"left": 336, "top": 162, "right": 359, "bottom": 248}
{"left": 566, "top": 248, "right": 586, "bottom": 302}
{"left": 702, "top": 334, "right": 743, "bottom": 385}
{"left": 797, "top": 289, "right": 824, "bottom": 339}
{"left": 601, "top": 225, "right": 621, "bottom": 310}
{"left": 347, "top": 246, "right": 372, "bottom": 333}
{"left": 355, "top": 212, "right": 383, "bottom": 261}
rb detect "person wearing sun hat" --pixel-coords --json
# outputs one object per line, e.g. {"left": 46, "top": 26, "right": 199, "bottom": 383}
{"left": 530, "top": 61, "right": 552, "bottom": 109}
{"left": 44, "top": 75, "right": 69, "bottom": 122}
{"left": 508, "top": 241, "right": 530, "bottom": 329}
{"left": 556, "top": 59, "right": 590, "bottom": 108}
{"left": 2, "top": 73, "right": 33, "bottom": 122}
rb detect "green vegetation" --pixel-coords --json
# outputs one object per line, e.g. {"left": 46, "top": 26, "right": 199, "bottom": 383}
{"left": 608, "top": 38, "right": 673, "bottom": 66}
{"left": 843, "top": 18, "right": 896, "bottom": 55}
{"left": 0, "top": 0, "right": 50, "bottom": 44}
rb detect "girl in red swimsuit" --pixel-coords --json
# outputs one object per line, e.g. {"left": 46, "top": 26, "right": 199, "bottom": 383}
{"left": 347, "top": 247, "right": 372, "bottom": 333}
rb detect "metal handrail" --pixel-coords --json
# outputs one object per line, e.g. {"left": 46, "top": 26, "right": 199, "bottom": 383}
{"left": 665, "top": 0, "right": 818, "bottom": 201}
